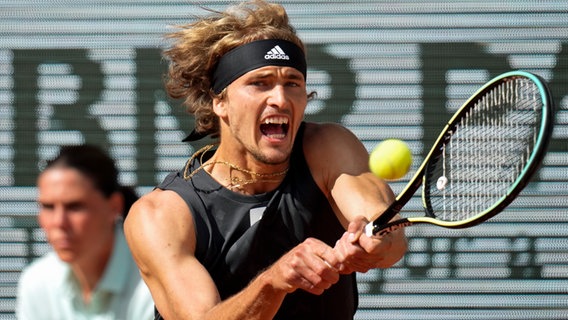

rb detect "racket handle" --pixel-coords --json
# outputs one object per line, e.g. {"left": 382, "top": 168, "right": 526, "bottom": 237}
{"left": 365, "top": 218, "right": 413, "bottom": 237}
{"left": 365, "top": 201, "right": 403, "bottom": 236}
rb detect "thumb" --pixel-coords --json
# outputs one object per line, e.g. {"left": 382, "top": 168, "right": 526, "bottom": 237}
{"left": 346, "top": 216, "right": 369, "bottom": 244}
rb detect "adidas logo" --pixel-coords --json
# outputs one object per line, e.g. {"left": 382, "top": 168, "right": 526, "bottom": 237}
{"left": 264, "top": 45, "right": 290, "bottom": 60}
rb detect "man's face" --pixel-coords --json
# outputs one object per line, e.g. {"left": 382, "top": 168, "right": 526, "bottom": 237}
{"left": 214, "top": 66, "right": 308, "bottom": 165}
{"left": 37, "top": 168, "right": 119, "bottom": 264}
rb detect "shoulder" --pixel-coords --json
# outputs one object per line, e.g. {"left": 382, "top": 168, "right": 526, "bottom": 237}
{"left": 302, "top": 122, "right": 366, "bottom": 154}
{"left": 125, "top": 189, "right": 194, "bottom": 242}
{"left": 17, "top": 252, "right": 67, "bottom": 302}
{"left": 16, "top": 253, "right": 63, "bottom": 319}
{"left": 19, "top": 252, "right": 66, "bottom": 284}
{"left": 124, "top": 188, "right": 198, "bottom": 267}
{"left": 128, "top": 188, "right": 191, "bottom": 224}
{"left": 303, "top": 121, "right": 353, "bottom": 141}
{"left": 302, "top": 122, "right": 369, "bottom": 169}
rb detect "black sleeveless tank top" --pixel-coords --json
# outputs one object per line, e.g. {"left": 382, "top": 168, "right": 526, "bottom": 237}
{"left": 156, "top": 123, "right": 357, "bottom": 319}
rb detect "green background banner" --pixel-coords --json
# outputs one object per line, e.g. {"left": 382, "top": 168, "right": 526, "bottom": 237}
{"left": 1, "top": 1, "right": 567, "bottom": 318}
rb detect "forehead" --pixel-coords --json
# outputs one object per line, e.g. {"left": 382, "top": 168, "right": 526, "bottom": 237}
{"left": 241, "top": 65, "right": 305, "bottom": 80}
{"left": 37, "top": 168, "right": 98, "bottom": 200}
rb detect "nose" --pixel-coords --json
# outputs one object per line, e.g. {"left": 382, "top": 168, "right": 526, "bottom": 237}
{"left": 266, "top": 85, "right": 289, "bottom": 109}
{"left": 49, "top": 207, "right": 71, "bottom": 228}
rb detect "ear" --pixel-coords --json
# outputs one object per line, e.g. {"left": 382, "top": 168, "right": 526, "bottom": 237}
{"left": 108, "top": 191, "right": 124, "bottom": 220}
{"left": 213, "top": 96, "right": 228, "bottom": 118}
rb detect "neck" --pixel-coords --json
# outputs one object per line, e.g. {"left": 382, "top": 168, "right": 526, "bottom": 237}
{"left": 184, "top": 144, "right": 289, "bottom": 194}
{"left": 70, "top": 235, "right": 114, "bottom": 303}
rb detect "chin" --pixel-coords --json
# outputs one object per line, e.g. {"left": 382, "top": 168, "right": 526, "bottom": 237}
{"left": 260, "top": 149, "right": 291, "bottom": 165}
{"left": 252, "top": 138, "right": 293, "bottom": 164}
{"left": 54, "top": 250, "right": 78, "bottom": 263}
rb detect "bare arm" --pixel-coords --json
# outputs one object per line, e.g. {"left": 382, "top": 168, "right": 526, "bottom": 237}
{"left": 303, "top": 122, "right": 408, "bottom": 272}
{"left": 124, "top": 190, "right": 219, "bottom": 319}
{"left": 124, "top": 189, "right": 340, "bottom": 320}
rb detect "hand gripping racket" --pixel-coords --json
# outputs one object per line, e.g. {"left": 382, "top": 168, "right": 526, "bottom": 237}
{"left": 366, "top": 71, "right": 555, "bottom": 237}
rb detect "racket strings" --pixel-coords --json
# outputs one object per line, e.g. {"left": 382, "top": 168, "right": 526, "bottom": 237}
{"left": 427, "top": 77, "right": 542, "bottom": 222}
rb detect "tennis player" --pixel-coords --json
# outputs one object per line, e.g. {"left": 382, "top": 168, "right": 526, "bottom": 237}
{"left": 124, "top": 1, "right": 407, "bottom": 319}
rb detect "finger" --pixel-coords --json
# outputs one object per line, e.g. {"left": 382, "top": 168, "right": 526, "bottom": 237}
{"left": 332, "top": 232, "right": 350, "bottom": 261}
{"left": 298, "top": 273, "right": 327, "bottom": 295}
{"left": 338, "top": 231, "right": 365, "bottom": 255}
{"left": 303, "top": 238, "right": 341, "bottom": 271}
{"left": 292, "top": 240, "right": 341, "bottom": 292}
{"left": 313, "top": 248, "right": 340, "bottom": 285}
{"left": 320, "top": 246, "right": 340, "bottom": 271}
{"left": 298, "top": 261, "right": 338, "bottom": 294}
{"left": 278, "top": 255, "right": 329, "bottom": 295}
{"left": 333, "top": 233, "right": 365, "bottom": 274}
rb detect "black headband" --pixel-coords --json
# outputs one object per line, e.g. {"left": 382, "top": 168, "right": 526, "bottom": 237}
{"left": 211, "top": 39, "right": 307, "bottom": 94}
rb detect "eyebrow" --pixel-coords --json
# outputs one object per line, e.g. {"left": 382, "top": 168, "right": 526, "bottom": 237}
{"left": 252, "top": 69, "right": 305, "bottom": 81}
{"left": 285, "top": 72, "right": 305, "bottom": 81}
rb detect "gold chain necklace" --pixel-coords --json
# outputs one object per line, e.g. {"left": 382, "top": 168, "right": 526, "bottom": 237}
{"left": 183, "top": 144, "right": 289, "bottom": 190}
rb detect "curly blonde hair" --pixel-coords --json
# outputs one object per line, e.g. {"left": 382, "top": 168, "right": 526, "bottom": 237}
{"left": 163, "top": 0, "right": 305, "bottom": 138}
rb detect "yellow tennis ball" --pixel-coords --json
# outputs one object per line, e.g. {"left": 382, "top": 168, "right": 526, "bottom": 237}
{"left": 369, "top": 139, "right": 412, "bottom": 180}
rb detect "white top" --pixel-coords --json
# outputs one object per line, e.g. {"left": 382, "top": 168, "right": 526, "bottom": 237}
{"left": 16, "top": 224, "right": 154, "bottom": 320}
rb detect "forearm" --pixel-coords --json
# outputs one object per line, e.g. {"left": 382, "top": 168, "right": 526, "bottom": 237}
{"left": 151, "top": 269, "right": 286, "bottom": 320}
{"left": 331, "top": 172, "right": 407, "bottom": 272}
{"left": 205, "top": 272, "right": 287, "bottom": 320}
{"left": 333, "top": 215, "right": 407, "bottom": 273}
{"left": 330, "top": 172, "right": 395, "bottom": 227}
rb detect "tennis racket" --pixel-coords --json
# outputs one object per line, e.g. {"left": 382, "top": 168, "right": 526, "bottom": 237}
{"left": 366, "top": 70, "right": 554, "bottom": 237}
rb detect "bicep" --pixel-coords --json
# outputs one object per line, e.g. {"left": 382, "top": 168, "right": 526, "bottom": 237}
{"left": 124, "top": 190, "right": 220, "bottom": 319}
{"left": 304, "top": 123, "right": 395, "bottom": 226}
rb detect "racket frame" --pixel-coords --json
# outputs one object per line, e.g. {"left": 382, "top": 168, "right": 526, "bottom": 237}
{"left": 365, "top": 70, "right": 554, "bottom": 237}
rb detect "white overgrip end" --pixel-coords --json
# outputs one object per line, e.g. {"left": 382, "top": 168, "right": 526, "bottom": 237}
{"left": 365, "top": 222, "right": 375, "bottom": 237}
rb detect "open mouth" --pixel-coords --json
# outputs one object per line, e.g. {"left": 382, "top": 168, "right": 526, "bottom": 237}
{"left": 260, "top": 116, "right": 289, "bottom": 139}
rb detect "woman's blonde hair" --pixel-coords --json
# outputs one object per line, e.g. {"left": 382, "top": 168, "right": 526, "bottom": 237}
{"left": 163, "top": 0, "right": 305, "bottom": 138}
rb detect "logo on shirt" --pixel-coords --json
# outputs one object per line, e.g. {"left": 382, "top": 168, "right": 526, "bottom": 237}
{"left": 249, "top": 207, "right": 265, "bottom": 226}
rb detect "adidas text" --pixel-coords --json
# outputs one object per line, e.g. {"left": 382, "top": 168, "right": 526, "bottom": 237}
{"left": 265, "top": 53, "right": 289, "bottom": 60}
{"left": 265, "top": 45, "right": 289, "bottom": 60}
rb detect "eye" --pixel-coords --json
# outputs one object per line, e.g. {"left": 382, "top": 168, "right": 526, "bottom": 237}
{"left": 286, "top": 81, "right": 300, "bottom": 87}
{"left": 39, "top": 203, "right": 54, "bottom": 211}
{"left": 284, "top": 75, "right": 305, "bottom": 88}
{"left": 66, "top": 202, "right": 85, "bottom": 212}
{"left": 250, "top": 80, "right": 268, "bottom": 87}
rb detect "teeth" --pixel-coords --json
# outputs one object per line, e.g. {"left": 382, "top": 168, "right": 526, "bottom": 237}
{"left": 263, "top": 117, "right": 288, "bottom": 125}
